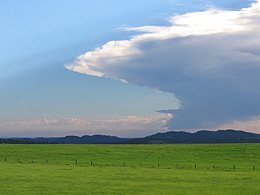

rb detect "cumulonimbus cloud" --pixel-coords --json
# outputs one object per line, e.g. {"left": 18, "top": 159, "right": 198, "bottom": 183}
{"left": 65, "top": 1, "right": 260, "bottom": 131}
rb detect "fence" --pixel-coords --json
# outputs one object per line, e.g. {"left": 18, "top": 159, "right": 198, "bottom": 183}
{"left": 1, "top": 158, "right": 258, "bottom": 171}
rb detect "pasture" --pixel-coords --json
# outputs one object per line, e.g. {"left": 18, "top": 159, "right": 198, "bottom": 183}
{"left": 0, "top": 144, "right": 260, "bottom": 194}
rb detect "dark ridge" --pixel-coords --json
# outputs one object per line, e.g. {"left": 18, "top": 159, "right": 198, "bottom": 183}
{"left": 133, "top": 129, "right": 260, "bottom": 144}
{"left": 1, "top": 129, "right": 260, "bottom": 144}
{"left": 57, "top": 134, "right": 128, "bottom": 144}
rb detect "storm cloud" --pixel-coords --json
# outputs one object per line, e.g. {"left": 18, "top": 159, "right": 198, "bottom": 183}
{"left": 66, "top": 1, "right": 260, "bottom": 131}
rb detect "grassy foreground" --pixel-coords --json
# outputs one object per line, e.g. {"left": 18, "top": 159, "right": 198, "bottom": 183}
{"left": 0, "top": 144, "right": 260, "bottom": 194}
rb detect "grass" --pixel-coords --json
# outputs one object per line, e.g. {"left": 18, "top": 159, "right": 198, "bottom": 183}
{"left": 0, "top": 144, "right": 260, "bottom": 194}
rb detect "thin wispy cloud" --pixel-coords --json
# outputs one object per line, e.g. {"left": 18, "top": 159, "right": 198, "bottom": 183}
{"left": 1, "top": 114, "right": 172, "bottom": 133}
{"left": 66, "top": 1, "right": 260, "bottom": 131}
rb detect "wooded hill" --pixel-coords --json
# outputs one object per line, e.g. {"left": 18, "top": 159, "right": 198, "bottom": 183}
{"left": 1, "top": 129, "right": 260, "bottom": 144}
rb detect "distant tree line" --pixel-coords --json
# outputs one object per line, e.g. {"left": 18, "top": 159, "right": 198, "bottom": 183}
{"left": 121, "top": 137, "right": 260, "bottom": 144}
{"left": 1, "top": 130, "right": 260, "bottom": 144}
{"left": 0, "top": 139, "right": 58, "bottom": 144}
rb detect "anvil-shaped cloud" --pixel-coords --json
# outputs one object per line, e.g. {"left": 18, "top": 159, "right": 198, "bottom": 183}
{"left": 66, "top": 1, "right": 260, "bottom": 130}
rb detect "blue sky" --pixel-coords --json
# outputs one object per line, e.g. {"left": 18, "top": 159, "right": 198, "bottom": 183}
{"left": 1, "top": 0, "right": 259, "bottom": 137}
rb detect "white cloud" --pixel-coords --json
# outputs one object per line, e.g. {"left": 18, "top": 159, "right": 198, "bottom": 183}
{"left": 0, "top": 114, "right": 172, "bottom": 133}
{"left": 220, "top": 116, "right": 260, "bottom": 133}
{"left": 65, "top": 1, "right": 260, "bottom": 131}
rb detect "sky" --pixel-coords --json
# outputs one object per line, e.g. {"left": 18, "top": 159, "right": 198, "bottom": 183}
{"left": 1, "top": 0, "right": 260, "bottom": 137}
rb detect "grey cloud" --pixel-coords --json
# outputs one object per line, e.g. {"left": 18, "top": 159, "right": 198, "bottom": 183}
{"left": 66, "top": 1, "right": 260, "bottom": 131}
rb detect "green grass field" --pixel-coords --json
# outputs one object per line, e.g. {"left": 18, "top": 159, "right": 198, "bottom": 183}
{"left": 0, "top": 144, "right": 260, "bottom": 194}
